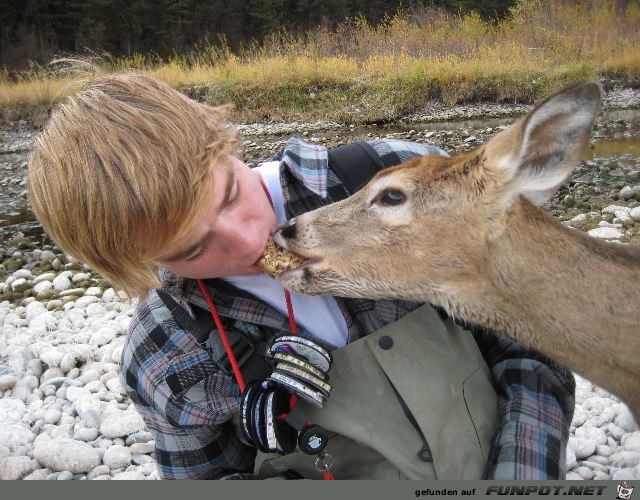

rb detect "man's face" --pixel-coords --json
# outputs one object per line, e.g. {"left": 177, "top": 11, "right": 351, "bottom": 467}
{"left": 156, "top": 156, "right": 277, "bottom": 278}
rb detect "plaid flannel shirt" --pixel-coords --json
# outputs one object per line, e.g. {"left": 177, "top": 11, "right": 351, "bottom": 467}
{"left": 121, "top": 136, "right": 575, "bottom": 480}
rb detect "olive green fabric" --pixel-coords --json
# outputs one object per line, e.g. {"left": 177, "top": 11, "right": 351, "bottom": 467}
{"left": 255, "top": 304, "right": 498, "bottom": 479}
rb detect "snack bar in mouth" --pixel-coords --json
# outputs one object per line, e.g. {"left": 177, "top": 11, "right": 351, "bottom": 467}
{"left": 258, "top": 238, "right": 304, "bottom": 278}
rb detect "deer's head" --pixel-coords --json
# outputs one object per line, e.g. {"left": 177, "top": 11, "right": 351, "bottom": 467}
{"left": 275, "top": 81, "right": 602, "bottom": 302}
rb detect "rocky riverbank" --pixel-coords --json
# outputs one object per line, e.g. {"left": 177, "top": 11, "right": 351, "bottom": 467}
{"left": 0, "top": 86, "right": 639, "bottom": 480}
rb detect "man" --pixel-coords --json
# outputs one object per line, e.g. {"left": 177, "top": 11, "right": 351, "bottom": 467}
{"left": 27, "top": 73, "right": 575, "bottom": 480}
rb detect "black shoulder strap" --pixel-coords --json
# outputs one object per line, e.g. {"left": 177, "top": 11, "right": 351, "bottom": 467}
{"left": 156, "top": 290, "right": 272, "bottom": 383}
{"left": 327, "top": 141, "right": 389, "bottom": 195}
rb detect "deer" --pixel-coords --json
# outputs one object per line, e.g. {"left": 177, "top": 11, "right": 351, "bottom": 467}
{"left": 274, "top": 81, "right": 640, "bottom": 419}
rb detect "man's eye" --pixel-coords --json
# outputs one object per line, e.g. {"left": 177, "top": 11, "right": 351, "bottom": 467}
{"left": 184, "top": 244, "right": 209, "bottom": 262}
{"left": 228, "top": 182, "right": 240, "bottom": 205}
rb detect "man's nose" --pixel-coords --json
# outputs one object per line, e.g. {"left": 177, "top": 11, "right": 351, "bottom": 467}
{"left": 278, "top": 220, "right": 297, "bottom": 239}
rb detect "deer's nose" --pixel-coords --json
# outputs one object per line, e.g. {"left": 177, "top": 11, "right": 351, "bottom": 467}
{"left": 279, "top": 220, "right": 297, "bottom": 239}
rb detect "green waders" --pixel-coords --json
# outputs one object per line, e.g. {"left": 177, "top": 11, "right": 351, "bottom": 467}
{"left": 254, "top": 304, "right": 498, "bottom": 479}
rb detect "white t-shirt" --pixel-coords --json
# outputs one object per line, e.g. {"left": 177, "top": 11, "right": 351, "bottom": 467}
{"left": 222, "top": 161, "right": 348, "bottom": 348}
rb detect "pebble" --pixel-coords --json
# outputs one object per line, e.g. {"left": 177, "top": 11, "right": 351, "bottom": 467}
{"left": 100, "top": 409, "right": 145, "bottom": 438}
{"left": 33, "top": 438, "right": 100, "bottom": 473}
{"left": 586, "top": 227, "right": 624, "bottom": 239}
{"left": 0, "top": 374, "right": 18, "bottom": 391}
{"left": 615, "top": 408, "right": 639, "bottom": 433}
{"left": 568, "top": 437, "right": 596, "bottom": 460}
{"left": 73, "top": 428, "right": 99, "bottom": 442}
{"left": 129, "top": 442, "right": 155, "bottom": 455}
{"left": 0, "top": 398, "right": 26, "bottom": 424}
{"left": 102, "top": 445, "right": 132, "bottom": 469}
{"left": 56, "top": 470, "right": 73, "bottom": 480}
{"left": 43, "top": 409, "right": 61, "bottom": 425}
{"left": 0, "top": 456, "right": 39, "bottom": 480}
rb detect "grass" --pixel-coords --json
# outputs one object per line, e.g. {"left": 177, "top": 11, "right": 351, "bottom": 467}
{"left": 2, "top": 0, "right": 640, "bottom": 124}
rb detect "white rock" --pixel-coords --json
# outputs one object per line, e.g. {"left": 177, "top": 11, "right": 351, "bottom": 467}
{"left": 565, "top": 471, "right": 583, "bottom": 480}
{"left": 0, "top": 398, "right": 26, "bottom": 424}
{"left": 568, "top": 437, "right": 596, "bottom": 459}
{"left": 56, "top": 470, "right": 74, "bottom": 480}
{"left": 25, "top": 301, "right": 47, "bottom": 321}
{"left": 76, "top": 296, "right": 99, "bottom": 308}
{"left": 73, "top": 428, "right": 99, "bottom": 442}
{"left": 12, "top": 375, "right": 39, "bottom": 402}
{"left": 66, "top": 386, "right": 92, "bottom": 403}
{"left": 129, "top": 442, "right": 155, "bottom": 455}
{"left": 100, "top": 409, "right": 145, "bottom": 438}
{"left": 596, "top": 444, "right": 612, "bottom": 457}
{"left": 84, "top": 287, "right": 103, "bottom": 297}
{"left": 72, "top": 273, "right": 91, "bottom": 283}
{"left": 29, "top": 311, "right": 58, "bottom": 332}
{"left": 0, "top": 423, "right": 35, "bottom": 450}
{"left": 86, "top": 303, "right": 107, "bottom": 317}
{"left": 23, "top": 467, "right": 53, "bottom": 480}
{"left": 44, "top": 409, "right": 61, "bottom": 425}
{"left": 565, "top": 447, "right": 577, "bottom": 470}
{"left": 610, "top": 451, "right": 640, "bottom": 468}
{"left": 624, "top": 431, "right": 640, "bottom": 453}
{"left": 112, "top": 470, "right": 145, "bottom": 480}
{"left": 41, "top": 367, "right": 64, "bottom": 383}
{"left": 103, "top": 445, "right": 133, "bottom": 469}
{"left": 587, "top": 227, "right": 624, "bottom": 239}
{"left": 566, "top": 213, "right": 587, "bottom": 227}
{"left": 616, "top": 407, "right": 639, "bottom": 432}
{"left": 40, "top": 349, "right": 64, "bottom": 368}
{"left": 11, "top": 278, "right": 29, "bottom": 293}
{"left": 12, "top": 269, "right": 33, "bottom": 280}
{"left": 613, "top": 469, "right": 636, "bottom": 480}
{"left": 608, "top": 423, "right": 627, "bottom": 440}
{"left": 33, "top": 272, "right": 56, "bottom": 285}
{"left": 52, "top": 275, "right": 72, "bottom": 292}
{"left": 33, "top": 438, "right": 100, "bottom": 473}
{"left": 0, "top": 374, "right": 18, "bottom": 391}
{"left": 571, "top": 406, "right": 587, "bottom": 427}
{"left": 620, "top": 186, "right": 634, "bottom": 200}
{"left": 110, "top": 344, "right": 124, "bottom": 364}
{"left": 0, "top": 456, "right": 39, "bottom": 480}
{"left": 90, "top": 327, "right": 116, "bottom": 347}
{"left": 102, "top": 289, "right": 117, "bottom": 302}
{"left": 84, "top": 380, "right": 106, "bottom": 393}
{"left": 132, "top": 454, "right": 153, "bottom": 465}
{"left": 575, "top": 426, "right": 607, "bottom": 446}
{"left": 602, "top": 204, "right": 631, "bottom": 214}
{"left": 105, "top": 378, "right": 124, "bottom": 395}
{"left": 33, "top": 280, "right": 53, "bottom": 296}
{"left": 630, "top": 206, "right": 640, "bottom": 222}
{"left": 575, "top": 466, "right": 594, "bottom": 480}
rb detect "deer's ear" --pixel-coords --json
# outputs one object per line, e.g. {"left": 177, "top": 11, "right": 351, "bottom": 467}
{"left": 485, "top": 80, "right": 601, "bottom": 206}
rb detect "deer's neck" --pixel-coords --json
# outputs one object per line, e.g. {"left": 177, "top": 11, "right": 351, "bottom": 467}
{"left": 460, "top": 199, "right": 640, "bottom": 394}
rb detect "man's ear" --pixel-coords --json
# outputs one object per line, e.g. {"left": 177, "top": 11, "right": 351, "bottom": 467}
{"left": 484, "top": 80, "right": 601, "bottom": 206}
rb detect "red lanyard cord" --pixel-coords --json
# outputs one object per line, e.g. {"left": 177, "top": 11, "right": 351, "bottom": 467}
{"left": 195, "top": 177, "right": 333, "bottom": 479}
{"left": 197, "top": 278, "right": 246, "bottom": 393}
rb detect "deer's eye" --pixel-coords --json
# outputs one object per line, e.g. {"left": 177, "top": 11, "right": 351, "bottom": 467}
{"left": 374, "top": 189, "right": 407, "bottom": 207}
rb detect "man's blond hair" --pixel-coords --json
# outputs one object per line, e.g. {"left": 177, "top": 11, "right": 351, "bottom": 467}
{"left": 27, "top": 73, "right": 238, "bottom": 298}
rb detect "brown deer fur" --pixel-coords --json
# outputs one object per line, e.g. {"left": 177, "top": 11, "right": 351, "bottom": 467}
{"left": 275, "top": 81, "right": 640, "bottom": 418}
